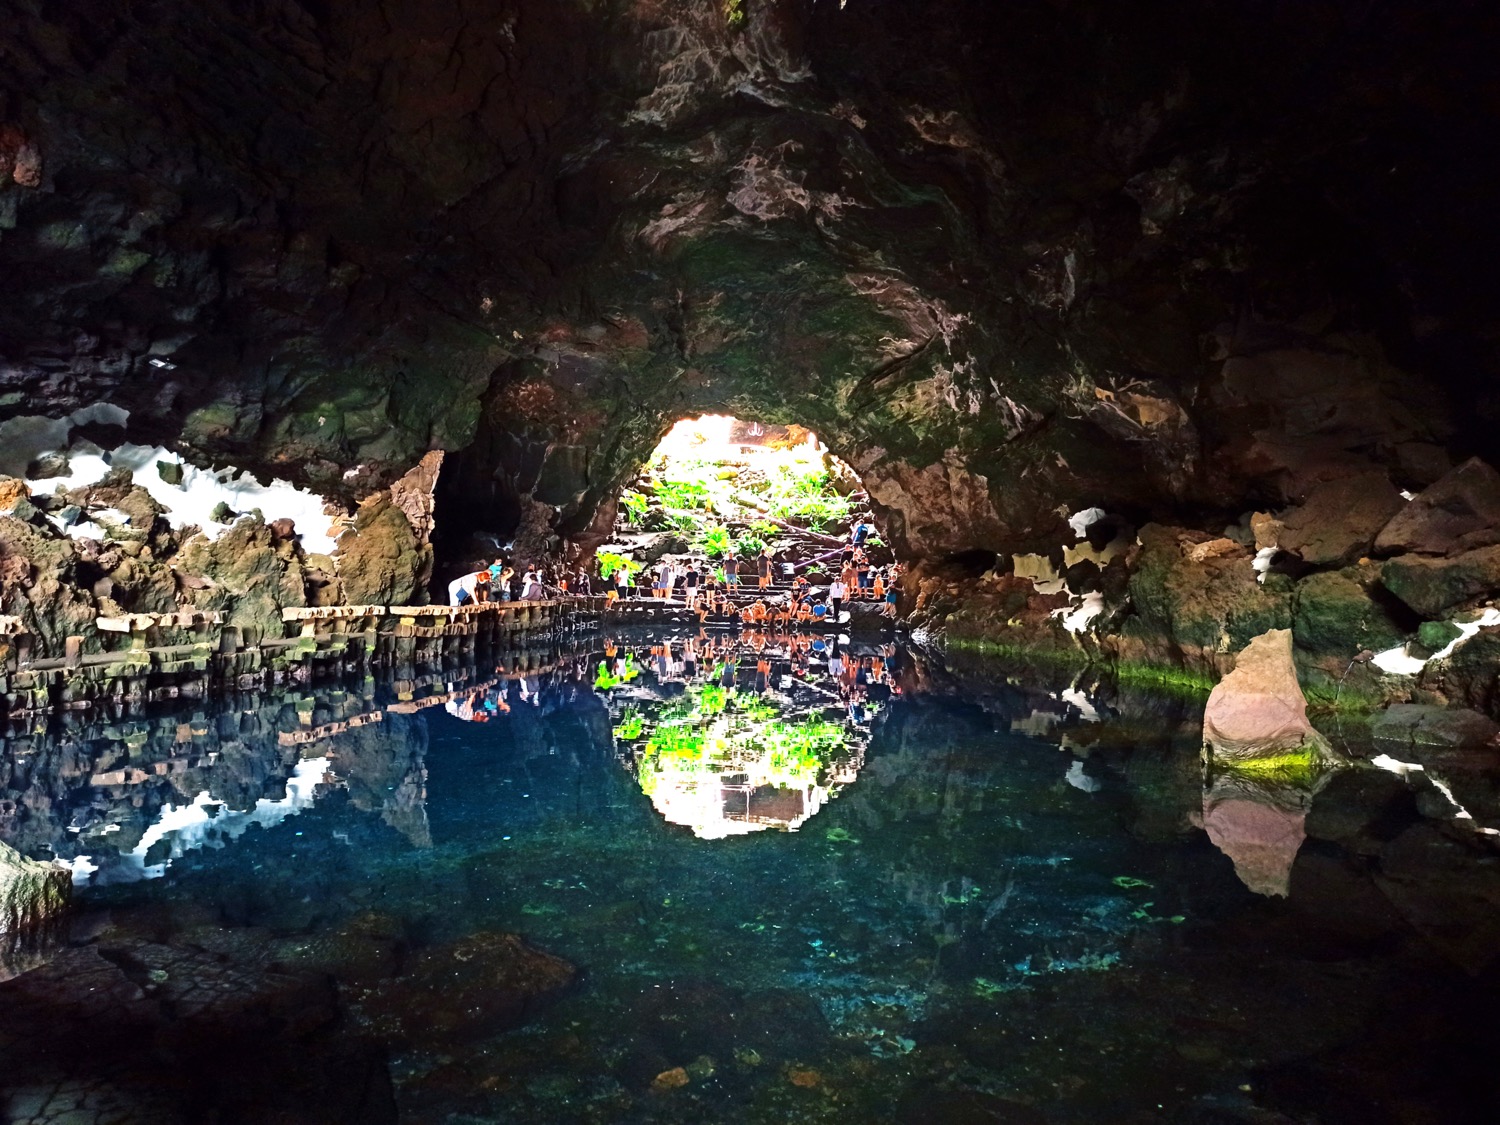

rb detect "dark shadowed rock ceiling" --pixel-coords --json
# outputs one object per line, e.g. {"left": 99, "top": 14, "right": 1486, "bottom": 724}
{"left": 3, "top": 0, "right": 1499, "bottom": 561}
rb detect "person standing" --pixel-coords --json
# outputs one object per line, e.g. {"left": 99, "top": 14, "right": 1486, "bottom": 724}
{"left": 683, "top": 559, "right": 700, "bottom": 608}
{"left": 855, "top": 552, "right": 872, "bottom": 600}
{"left": 725, "top": 553, "right": 740, "bottom": 591}
{"left": 758, "top": 545, "right": 774, "bottom": 589}
{"left": 828, "top": 575, "right": 847, "bottom": 623}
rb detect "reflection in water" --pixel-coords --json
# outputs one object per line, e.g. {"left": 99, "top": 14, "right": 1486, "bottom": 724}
{"left": 5, "top": 636, "right": 1500, "bottom": 1123}
{"left": 597, "top": 634, "right": 889, "bottom": 837}
{"left": 1199, "top": 769, "right": 1335, "bottom": 897}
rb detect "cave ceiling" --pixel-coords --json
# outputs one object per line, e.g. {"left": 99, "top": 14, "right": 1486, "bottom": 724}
{"left": 2, "top": 0, "right": 1498, "bottom": 558}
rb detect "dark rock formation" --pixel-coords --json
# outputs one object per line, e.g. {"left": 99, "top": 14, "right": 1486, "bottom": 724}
{"left": 3, "top": 0, "right": 1500, "bottom": 693}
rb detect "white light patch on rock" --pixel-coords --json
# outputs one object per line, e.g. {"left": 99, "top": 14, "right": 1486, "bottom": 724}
{"left": 1012, "top": 553, "right": 1066, "bottom": 594}
{"left": 1053, "top": 591, "right": 1104, "bottom": 634}
{"left": 1252, "top": 546, "right": 1277, "bottom": 584}
{"left": 28, "top": 443, "right": 340, "bottom": 553}
{"left": 1371, "top": 607, "right": 1500, "bottom": 676}
{"left": 1068, "top": 507, "right": 1106, "bottom": 538}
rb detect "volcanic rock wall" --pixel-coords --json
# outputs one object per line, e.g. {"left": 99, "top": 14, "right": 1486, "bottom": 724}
{"left": 3, "top": 0, "right": 1500, "bottom": 700}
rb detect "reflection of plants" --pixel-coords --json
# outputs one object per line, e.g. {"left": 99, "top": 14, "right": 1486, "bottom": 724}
{"left": 633, "top": 688, "right": 849, "bottom": 798}
{"left": 614, "top": 706, "right": 644, "bottom": 741}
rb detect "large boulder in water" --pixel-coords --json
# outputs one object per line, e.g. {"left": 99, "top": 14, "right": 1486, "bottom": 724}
{"left": 1203, "top": 629, "right": 1333, "bottom": 761}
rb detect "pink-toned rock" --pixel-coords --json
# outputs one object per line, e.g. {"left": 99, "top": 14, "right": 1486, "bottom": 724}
{"left": 1203, "top": 791, "right": 1308, "bottom": 897}
{"left": 1203, "top": 629, "right": 1332, "bottom": 760}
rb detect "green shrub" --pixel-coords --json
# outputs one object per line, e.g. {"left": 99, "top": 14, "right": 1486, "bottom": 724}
{"left": 597, "top": 552, "right": 642, "bottom": 580}
{"left": 701, "top": 525, "right": 733, "bottom": 558}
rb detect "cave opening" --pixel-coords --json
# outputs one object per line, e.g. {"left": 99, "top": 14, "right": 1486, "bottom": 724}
{"left": 601, "top": 414, "right": 890, "bottom": 592}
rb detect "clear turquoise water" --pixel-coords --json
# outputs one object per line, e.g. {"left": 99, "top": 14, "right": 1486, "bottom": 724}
{"left": 2, "top": 632, "right": 1498, "bottom": 1123}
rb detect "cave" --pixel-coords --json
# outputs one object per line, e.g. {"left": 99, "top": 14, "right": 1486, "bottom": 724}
{"left": 5, "top": 1, "right": 1500, "bottom": 1120}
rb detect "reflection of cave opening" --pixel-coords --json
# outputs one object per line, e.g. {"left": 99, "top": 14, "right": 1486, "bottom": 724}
{"left": 606, "top": 414, "right": 885, "bottom": 580}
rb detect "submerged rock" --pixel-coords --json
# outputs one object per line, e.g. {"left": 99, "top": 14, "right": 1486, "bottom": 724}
{"left": 353, "top": 930, "right": 574, "bottom": 1044}
{"left": 1202, "top": 629, "right": 1333, "bottom": 762}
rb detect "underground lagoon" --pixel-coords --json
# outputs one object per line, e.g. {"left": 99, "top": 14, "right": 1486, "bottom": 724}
{"left": 6, "top": 0, "right": 1500, "bottom": 1121}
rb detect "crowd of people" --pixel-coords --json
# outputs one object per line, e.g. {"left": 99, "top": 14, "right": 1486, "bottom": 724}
{"left": 446, "top": 523, "right": 902, "bottom": 627}
{"left": 447, "top": 559, "right": 601, "bottom": 606}
{"left": 595, "top": 630, "right": 905, "bottom": 725}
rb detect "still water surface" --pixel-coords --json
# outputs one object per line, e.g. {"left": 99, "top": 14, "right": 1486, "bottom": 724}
{"left": 2, "top": 631, "right": 1498, "bottom": 1124}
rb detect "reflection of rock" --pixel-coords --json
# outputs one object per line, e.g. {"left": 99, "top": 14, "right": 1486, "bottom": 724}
{"left": 1202, "top": 772, "right": 1330, "bottom": 897}
{"left": 0, "top": 840, "right": 69, "bottom": 980}
{"left": 1375, "top": 823, "right": 1500, "bottom": 974}
{"left": 329, "top": 716, "right": 432, "bottom": 848}
{"left": 353, "top": 931, "right": 574, "bottom": 1044}
{"left": 1203, "top": 629, "right": 1333, "bottom": 761}
{"left": 1372, "top": 704, "right": 1499, "bottom": 752}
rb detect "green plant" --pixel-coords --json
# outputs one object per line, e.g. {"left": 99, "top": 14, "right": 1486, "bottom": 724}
{"left": 724, "top": 0, "right": 745, "bottom": 29}
{"left": 614, "top": 706, "right": 645, "bottom": 741}
{"left": 736, "top": 535, "right": 766, "bottom": 559}
{"left": 618, "top": 489, "right": 648, "bottom": 525}
{"left": 597, "top": 552, "right": 642, "bottom": 580}
{"left": 701, "top": 525, "right": 732, "bottom": 558}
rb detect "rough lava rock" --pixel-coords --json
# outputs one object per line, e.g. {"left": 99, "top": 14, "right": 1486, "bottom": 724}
{"left": 1380, "top": 545, "right": 1500, "bottom": 619}
{"left": 1375, "top": 458, "right": 1500, "bottom": 558}
{"left": 0, "top": 840, "right": 70, "bottom": 958}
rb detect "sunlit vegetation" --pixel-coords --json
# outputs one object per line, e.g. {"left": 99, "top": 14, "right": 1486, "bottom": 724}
{"left": 627, "top": 416, "right": 858, "bottom": 555}
{"left": 596, "top": 552, "right": 642, "bottom": 580}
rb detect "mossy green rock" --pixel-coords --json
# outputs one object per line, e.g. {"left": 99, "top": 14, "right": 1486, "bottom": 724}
{"left": 1417, "top": 620, "right": 1463, "bottom": 650}
{"left": 1, "top": 840, "right": 70, "bottom": 938}
{"left": 1127, "top": 525, "right": 1291, "bottom": 669}
{"left": 1381, "top": 546, "right": 1500, "bottom": 618}
{"left": 335, "top": 493, "right": 430, "bottom": 606}
{"left": 1293, "top": 570, "right": 1407, "bottom": 656}
{"left": 177, "top": 517, "right": 307, "bottom": 635}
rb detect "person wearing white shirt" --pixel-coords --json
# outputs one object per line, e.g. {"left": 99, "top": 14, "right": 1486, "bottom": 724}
{"left": 828, "top": 578, "right": 847, "bottom": 622}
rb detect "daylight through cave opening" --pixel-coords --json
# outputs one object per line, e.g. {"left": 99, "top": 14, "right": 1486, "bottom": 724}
{"left": 602, "top": 414, "right": 889, "bottom": 595}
